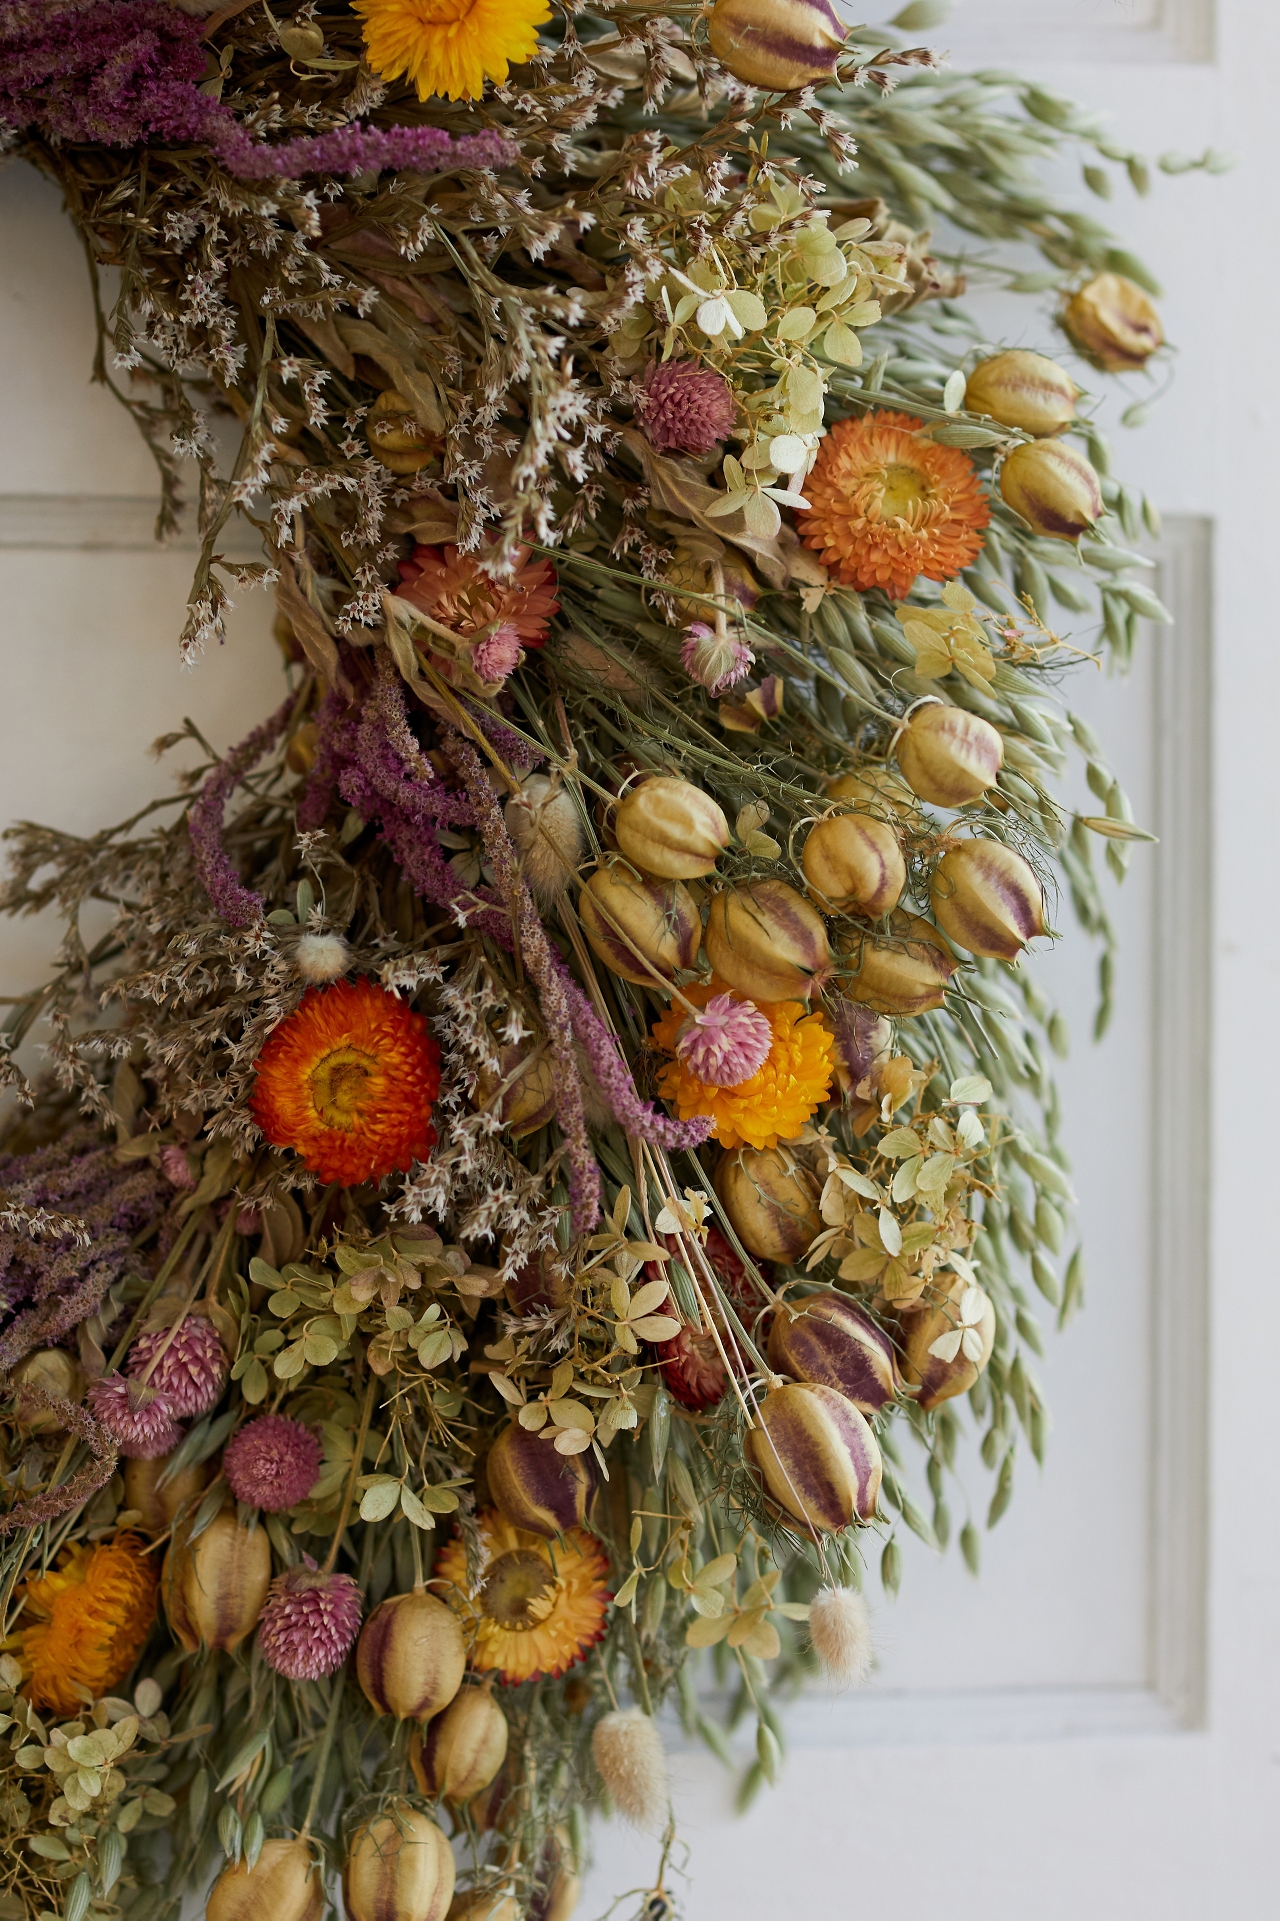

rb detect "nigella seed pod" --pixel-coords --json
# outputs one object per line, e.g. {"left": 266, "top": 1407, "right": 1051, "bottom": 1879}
{"left": 1000, "top": 439, "right": 1102, "bottom": 543}
{"left": 206, "top": 1839, "right": 323, "bottom": 1921}
{"left": 612, "top": 777, "right": 730, "bottom": 880}
{"left": 578, "top": 863, "right": 701, "bottom": 987}
{"left": 747, "top": 1381, "right": 883, "bottom": 1532}
{"left": 411, "top": 1680, "right": 509, "bottom": 1804}
{"left": 503, "top": 776, "right": 586, "bottom": 907}
{"left": 704, "top": 879, "right": 831, "bottom": 1001}
{"left": 901, "top": 1276, "right": 996, "bottom": 1409}
{"left": 163, "top": 1510, "right": 271, "bottom": 1653}
{"left": 767, "top": 1294, "right": 899, "bottom": 1414}
{"left": 707, "top": 0, "right": 846, "bottom": 91}
{"left": 364, "top": 390, "right": 440, "bottom": 475}
{"left": 474, "top": 1041, "right": 558, "bottom": 1138}
{"left": 825, "top": 767, "right": 918, "bottom": 820}
{"left": 827, "top": 997, "right": 892, "bottom": 1099}
{"left": 11, "top": 1348, "right": 84, "bottom": 1429}
{"left": 930, "top": 840, "right": 1046, "bottom": 960}
{"left": 896, "top": 703, "right": 1004, "bottom": 808}
{"left": 356, "top": 1590, "right": 466, "bottom": 1721}
{"left": 801, "top": 813, "right": 905, "bottom": 918}
{"left": 714, "top": 1146, "right": 823, "bottom": 1263}
{"left": 842, "top": 914, "right": 956, "bottom": 1017}
{"left": 447, "top": 1895, "right": 519, "bottom": 1921}
{"left": 1063, "top": 272, "right": 1163, "bottom": 373}
{"left": 486, "top": 1421, "right": 595, "bottom": 1539}
{"left": 964, "top": 350, "right": 1079, "bottom": 437}
{"left": 123, "top": 1451, "right": 212, "bottom": 1535}
{"left": 344, "top": 1807, "right": 455, "bottom": 1921}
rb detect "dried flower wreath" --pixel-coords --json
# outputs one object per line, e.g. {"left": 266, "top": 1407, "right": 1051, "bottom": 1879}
{"left": 0, "top": 2, "right": 1223, "bottom": 1919}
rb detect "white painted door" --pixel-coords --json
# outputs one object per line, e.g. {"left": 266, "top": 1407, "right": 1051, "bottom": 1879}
{"left": 0, "top": 4, "right": 1271, "bottom": 1918}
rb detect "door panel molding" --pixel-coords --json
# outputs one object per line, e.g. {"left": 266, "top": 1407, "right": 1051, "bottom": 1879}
{"left": 944, "top": 0, "right": 1214, "bottom": 64}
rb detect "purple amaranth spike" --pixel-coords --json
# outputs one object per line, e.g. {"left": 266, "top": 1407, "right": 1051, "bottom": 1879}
{"left": 188, "top": 692, "right": 295, "bottom": 928}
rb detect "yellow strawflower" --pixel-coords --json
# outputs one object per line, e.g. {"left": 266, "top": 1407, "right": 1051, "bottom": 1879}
{"left": 652, "top": 981, "right": 835, "bottom": 1151}
{"left": 353, "top": 0, "right": 550, "bottom": 104}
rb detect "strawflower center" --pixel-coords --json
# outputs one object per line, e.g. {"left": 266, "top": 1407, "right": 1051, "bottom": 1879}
{"left": 310, "top": 1044, "right": 377, "bottom": 1129}
{"left": 876, "top": 462, "right": 931, "bottom": 520}
{"left": 479, "top": 1549, "right": 553, "bottom": 1629}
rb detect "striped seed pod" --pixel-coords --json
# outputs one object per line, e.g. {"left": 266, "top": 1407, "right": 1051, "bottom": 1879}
{"left": 900, "top": 1277, "right": 996, "bottom": 1409}
{"left": 930, "top": 840, "right": 1046, "bottom": 960}
{"left": 896, "top": 703, "right": 1004, "bottom": 807}
{"left": 613, "top": 777, "right": 730, "bottom": 879}
{"left": 356, "top": 1590, "right": 466, "bottom": 1721}
{"left": 841, "top": 914, "right": 955, "bottom": 1017}
{"left": 707, "top": 0, "right": 846, "bottom": 91}
{"left": 486, "top": 1421, "right": 595, "bottom": 1538}
{"left": 207, "top": 1840, "right": 323, "bottom": 1921}
{"left": 578, "top": 863, "right": 701, "bottom": 987}
{"left": 964, "top": 350, "right": 1078, "bottom": 437}
{"left": 411, "top": 1680, "right": 509, "bottom": 1804}
{"left": 704, "top": 879, "right": 831, "bottom": 1001}
{"left": 747, "top": 1380, "right": 883, "bottom": 1531}
{"left": 801, "top": 813, "right": 905, "bottom": 917}
{"left": 344, "top": 1807, "right": 455, "bottom": 1921}
{"left": 1063, "top": 272, "right": 1163, "bottom": 373}
{"left": 163, "top": 1509, "right": 271, "bottom": 1653}
{"left": 767, "top": 1294, "right": 899, "bottom": 1414}
{"left": 124, "top": 1451, "right": 212, "bottom": 1535}
{"left": 446, "top": 1893, "right": 519, "bottom": 1921}
{"left": 714, "top": 1145, "right": 823, "bottom": 1263}
{"left": 1000, "top": 439, "right": 1102, "bottom": 543}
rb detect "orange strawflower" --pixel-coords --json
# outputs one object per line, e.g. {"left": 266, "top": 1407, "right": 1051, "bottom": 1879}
{"left": 435, "top": 1510, "right": 610, "bottom": 1685}
{"left": 250, "top": 978, "right": 441, "bottom": 1187}
{"left": 395, "top": 542, "right": 559, "bottom": 647}
{"left": 652, "top": 981, "right": 835, "bottom": 1151}
{"left": 797, "top": 410, "right": 990, "bottom": 600}
{"left": 17, "top": 1536, "right": 157, "bottom": 1714}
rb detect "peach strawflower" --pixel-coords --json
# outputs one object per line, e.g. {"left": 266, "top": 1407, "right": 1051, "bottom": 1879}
{"left": 353, "top": 0, "right": 550, "bottom": 105}
{"left": 17, "top": 1537, "right": 158, "bottom": 1714}
{"left": 797, "top": 409, "right": 990, "bottom": 600}
{"left": 395, "top": 542, "right": 558, "bottom": 647}
{"left": 250, "top": 977, "right": 441, "bottom": 1187}
{"left": 651, "top": 980, "right": 835, "bottom": 1150}
{"left": 435, "top": 1509, "right": 610, "bottom": 1685}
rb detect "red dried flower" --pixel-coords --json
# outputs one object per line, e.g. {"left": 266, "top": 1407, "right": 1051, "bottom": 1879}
{"left": 396, "top": 543, "right": 558, "bottom": 648}
{"left": 86, "top": 1375, "right": 182, "bottom": 1460}
{"left": 249, "top": 978, "right": 442, "bottom": 1187}
{"left": 637, "top": 359, "right": 736, "bottom": 456}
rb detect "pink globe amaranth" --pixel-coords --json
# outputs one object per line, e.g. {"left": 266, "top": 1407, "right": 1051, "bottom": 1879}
{"left": 87, "top": 1373, "right": 183, "bottom": 1460}
{"left": 471, "top": 621, "right": 523, "bottom": 684}
{"left": 224, "top": 1414, "right": 322, "bottom": 1512}
{"left": 680, "top": 622, "right": 754, "bottom": 697}
{"left": 637, "top": 359, "right": 736, "bottom": 456}
{"left": 126, "top": 1314, "right": 227, "bottom": 1419}
{"left": 256, "top": 1563, "right": 363, "bottom": 1681}
{"left": 675, "top": 993, "right": 773, "bottom": 1088}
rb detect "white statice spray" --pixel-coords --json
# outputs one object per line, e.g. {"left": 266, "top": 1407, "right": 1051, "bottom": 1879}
{"left": 809, "top": 1586, "right": 874, "bottom": 1687}
{"left": 592, "top": 1708, "right": 669, "bottom": 1829}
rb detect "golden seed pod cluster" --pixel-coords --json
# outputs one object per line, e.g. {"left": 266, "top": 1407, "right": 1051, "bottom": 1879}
{"left": 930, "top": 840, "right": 1046, "bottom": 961}
{"left": 613, "top": 776, "right": 730, "bottom": 879}
{"left": 579, "top": 862, "right": 700, "bottom": 985}
{"left": 1000, "top": 438, "right": 1102, "bottom": 542}
{"left": 356, "top": 1588, "right": 467, "bottom": 1721}
{"left": 487, "top": 1418, "right": 595, "bottom": 1537}
{"left": 410, "top": 1681, "right": 509, "bottom": 1805}
{"left": 965, "top": 350, "right": 1079, "bottom": 437}
{"left": 207, "top": 1840, "right": 323, "bottom": 1921}
{"left": 163, "top": 1510, "right": 271, "bottom": 1653}
{"left": 345, "top": 1807, "right": 455, "bottom": 1921}
{"left": 715, "top": 1145, "right": 823, "bottom": 1262}
{"left": 748, "top": 1380, "right": 883, "bottom": 1532}
{"left": 704, "top": 878, "right": 830, "bottom": 1000}
{"left": 1063, "top": 272, "right": 1163, "bottom": 372}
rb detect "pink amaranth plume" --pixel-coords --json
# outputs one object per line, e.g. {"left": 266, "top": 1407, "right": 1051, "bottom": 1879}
{"left": 86, "top": 1374, "right": 183, "bottom": 1460}
{"left": 675, "top": 993, "right": 773, "bottom": 1088}
{"left": 224, "top": 1414, "right": 322, "bottom": 1513}
{"left": 256, "top": 1563, "right": 363, "bottom": 1680}
{"left": 680, "top": 622, "right": 755, "bottom": 697}
{"left": 127, "top": 1315, "right": 227, "bottom": 1420}
{"left": 637, "top": 360, "right": 736, "bottom": 456}
{"left": 472, "top": 622, "right": 523, "bottom": 684}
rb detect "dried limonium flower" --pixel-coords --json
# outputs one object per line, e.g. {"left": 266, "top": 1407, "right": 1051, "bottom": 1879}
{"left": 256, "top": 1561, "right": 363, "bottom": 1680}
